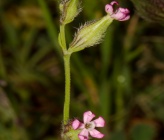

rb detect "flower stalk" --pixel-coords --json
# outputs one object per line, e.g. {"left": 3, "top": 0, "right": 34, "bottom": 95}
{"left": 63, "top": 53, "right": 71, "bottom": 124}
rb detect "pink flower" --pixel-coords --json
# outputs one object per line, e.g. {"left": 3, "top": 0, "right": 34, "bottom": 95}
{"left": 72, "top": 111, "right": 105, "bottom": 140}
{"left": 105, "top": 1, "right": 130, "bottom": 21}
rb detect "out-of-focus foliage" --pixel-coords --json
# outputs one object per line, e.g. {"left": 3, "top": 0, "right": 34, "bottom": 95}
{"left": 0, "top": 0, "right": 164, "bottom": 140}
{"left": 131, "top": 0, "right": 164, "bottom": 24}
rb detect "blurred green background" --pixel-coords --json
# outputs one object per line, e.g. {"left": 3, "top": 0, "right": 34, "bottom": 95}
{"left": 0, "top": 0, "right": 164, "bottom": 139}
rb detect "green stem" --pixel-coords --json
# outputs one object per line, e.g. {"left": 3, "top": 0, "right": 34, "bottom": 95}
{"left": 63, "top": 54, "right": 71, "bottom": 124}
{"left": 59, "top": 22, "right": 70, "bottom": 124}
{"left": 60, "top": 25, "right": 67, "bottom": 51}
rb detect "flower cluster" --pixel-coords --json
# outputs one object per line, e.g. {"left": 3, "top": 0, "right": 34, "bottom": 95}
{"left": 72, "top": 111, "right": 105, "bottom": 140}
{"left": 105, "top": 1, "right": 130, "bottom": 21}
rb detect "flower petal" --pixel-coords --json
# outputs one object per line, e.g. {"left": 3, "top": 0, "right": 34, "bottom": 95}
{"left": 89, "top": 129, "right": 104, "bottom": 138}
{"left": 83, "top": 111, "right": 95, "bottom": 123}
{"left": 105, "top": 4, "right": 113, "bottom": 15}
{"left": 72, "top": 119, "right": 82, "bottom": 130}
{"left": 105, "top": 1, "right": 119, "bottom": 15}
{"left": 78, "top": 135, "right": 88, "bottom": 140}
{"left": 111, "top": 12, "right": 125, "bottom": 20}
{"left": 111, "top": 8, "right": 130, "bottom": 21}
{"left": 120, "top": 8, "right": 130, "bottom": 14}
{"left": 78, "top": 129, "right": 89, "bottom": 140}
{"left": 110, "top": 1, "right": 118, "bottom": 6}
{"left": 119, "top": 15, "right": 130, "bottom": 21}
{"left": 93, "top": 117, "right": 105, "bottom": 127}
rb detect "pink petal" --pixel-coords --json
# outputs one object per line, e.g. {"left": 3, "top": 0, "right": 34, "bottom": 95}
{"left": 83, "top": 111, "right": 95, "bottom": 123}
{"left": 78, "top": 135, "right": 88, "bottom": 140}
{"left": 119, "top": 8, "right": 130, "bottom": 14}
{"left": 111, "top": 8, "right": 130, "bottom": 21}
{"left": 105, "top": 4, "right": 113, "bottom": 14}
{"left": 78, "top": 129, "right": 89, "bottom": 140}
{"left": 112, "top": 12, "right": 128, "bottom": 21}
{"left": 105, "top": 1, "right": 119, "bottom": 15}
{"left": 119, "top": 15, "right": 130, "bottom": 21}
{"left": 111, "top": 12, "right": 125, "bottom": 20}
{"left": 89, "top": 129, "right": 105, "bottom": 138}
{"left": 93, "top": 117, "right": 105, "bottom": 127}
{"left": 110, "top": 1, "right": 118, "bottom": 6}
{"left": 72, "top": 119, "right": 81, "bottom": 130}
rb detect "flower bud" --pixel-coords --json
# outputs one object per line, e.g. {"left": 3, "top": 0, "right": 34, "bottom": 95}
{"left": 61, "top": 120, "right": 81, "bottom": 140}
{"left": 68, "top": 15, "right": 113, "bottom": 53}
{"left": 60, "top": 0, "right": 81, "bottom": 25}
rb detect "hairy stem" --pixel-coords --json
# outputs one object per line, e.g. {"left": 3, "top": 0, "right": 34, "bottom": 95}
{"left": 60, "top": 25, "right": 67, "bottom": 51}
{"left": 63, "top": 54, "right": 71, "bottom": 124}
